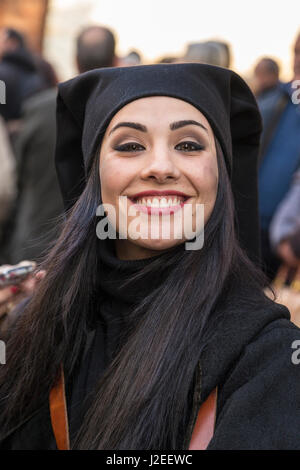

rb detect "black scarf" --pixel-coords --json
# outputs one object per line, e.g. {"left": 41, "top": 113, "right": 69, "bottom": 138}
{"left": 67, "top": 237, "right": 184, "bottom": 443}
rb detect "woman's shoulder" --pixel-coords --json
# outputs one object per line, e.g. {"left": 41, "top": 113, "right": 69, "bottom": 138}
{"left": 210, "top": 317, "right": 300, "bottom": 449}
{"left": 251, "top": 314, "right": 300, "bottom": 340}
{"left": 237, "top": 315, "right": 300, "bottom": 383}
{"left": 217, "top": 294, "right": 300, "bottom": 394}
{"left": 239, "top": 314, "right": 300, "bottom": 370}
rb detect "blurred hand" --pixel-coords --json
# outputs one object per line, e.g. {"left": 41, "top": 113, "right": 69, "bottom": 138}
{"left": 0, "top": 264, "right": 45, "bottom": 318}
{"left": 277, "top": 241, "right": 300, "bottom": 268}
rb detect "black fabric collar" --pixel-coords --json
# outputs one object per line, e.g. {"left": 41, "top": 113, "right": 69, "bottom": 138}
{"left": 97, "top": 237, "right": 184, "bottom": 305}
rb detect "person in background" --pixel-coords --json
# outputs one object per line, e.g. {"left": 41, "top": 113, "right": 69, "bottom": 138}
{"left": 0, "top": 30, "right": 62, "bottom": 265}
{"left": 254, "top": 58, "right": 282, "bottom": 148}
{"left": 0, "top": 86, "right": 64, "bottom": 266}
{"left": 34, "top": 55, "right": 59, "bottom": 89}
{"left": 294, "top": 30, "right": 300, "bottom": 80}
{"left": 0, "top": 28, "right": 22, "bottom": 124}
{"left": 0, "top": 116, "right": 16, "bottom": 235}
{"left": 0, "top": 27, "right": 45, "bottom": 124}
{"left": 119, "top": 50, "right": 141, "bottom": 67}
{"left": 254, "top": 57, "right": 280, "bottom": 97}
{"left": 258, "top": 32, "right": 300, "bottom": 280}
{"left": 205, "top": 40, "right": 231, "bottom": 68}
{"left": 76, "top": 25, "right": 117, "bottom": 73}
{"left": 270, "top": 169, "right": 300, "bottom": 268}
{"left": 269, "top": 169, "right": 300, "bottom": 327}
{"left": 157, "top": 56, "right": 178, "bottom": 64}
{"left": 181, "top": 40, "right": 231, "bottom": 68}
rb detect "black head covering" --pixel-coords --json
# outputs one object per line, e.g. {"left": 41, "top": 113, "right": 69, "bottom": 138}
{"left": 55, "top": 63, "right": 262, "bottom": 261}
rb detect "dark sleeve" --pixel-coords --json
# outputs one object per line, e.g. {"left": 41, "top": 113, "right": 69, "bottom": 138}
{"left": 208, "top": 319, "right": 300, "bottom": 449}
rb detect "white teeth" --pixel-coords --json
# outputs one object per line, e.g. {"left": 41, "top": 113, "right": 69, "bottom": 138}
{"left": 135, "top": 196, "right": 184, "bottom": 207}
{"left": 160, "top": 197, "right": 168, "bottom": 207}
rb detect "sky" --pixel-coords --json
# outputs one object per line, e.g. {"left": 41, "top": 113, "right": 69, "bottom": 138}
{"left": 46, "top": 0, "right": 300, "bottom": 80}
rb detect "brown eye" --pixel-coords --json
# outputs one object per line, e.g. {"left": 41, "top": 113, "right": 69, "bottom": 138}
{"left": 114, "top": 142, "right": 145, "bottom": 152}
{"left": 175, "top": 141, "right": 204, "bottom": 152}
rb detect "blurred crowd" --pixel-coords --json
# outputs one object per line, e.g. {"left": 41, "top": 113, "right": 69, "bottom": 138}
{"left": 0, "top": 24, "right": 299, "bottom": 326}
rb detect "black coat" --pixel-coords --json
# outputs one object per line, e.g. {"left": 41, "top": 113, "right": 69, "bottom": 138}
{"left": 1, "top": 239, "right": 300, "bottom": 449}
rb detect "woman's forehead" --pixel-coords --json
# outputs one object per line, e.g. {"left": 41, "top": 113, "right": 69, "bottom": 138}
{"left": 106, "top": 96, "right": 212, "bottom": 131}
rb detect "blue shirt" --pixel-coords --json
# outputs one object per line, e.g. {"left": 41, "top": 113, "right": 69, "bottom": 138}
{"left": 258, "top": 82, "right": 300, "bottom": 230}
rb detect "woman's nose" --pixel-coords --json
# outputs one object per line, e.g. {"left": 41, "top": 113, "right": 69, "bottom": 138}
{"left": 140, "top": 148, "right": 181, "bottom": 182}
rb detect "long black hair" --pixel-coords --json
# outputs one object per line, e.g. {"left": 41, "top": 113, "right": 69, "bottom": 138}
{"left": 0, "top": 138, "right": 268, "bottom": 449}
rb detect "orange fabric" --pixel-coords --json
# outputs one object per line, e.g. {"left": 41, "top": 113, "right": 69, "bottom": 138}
{"left": 49, "top": 366, "right": 216, "bottom": 451}
{"left": 188, "top": 387, "right": 217, "bottom": 450}
{"left": 49, "top": 364, "right": 70, "bottom": 450}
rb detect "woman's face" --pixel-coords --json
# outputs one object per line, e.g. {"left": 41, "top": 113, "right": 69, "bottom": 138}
{"left": 99, "top": 96, "right": 218, "bottom": 259}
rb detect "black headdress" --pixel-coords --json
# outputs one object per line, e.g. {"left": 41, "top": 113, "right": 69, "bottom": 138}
{"left": 55, "top": 63, "right": 262, "bottom": 261}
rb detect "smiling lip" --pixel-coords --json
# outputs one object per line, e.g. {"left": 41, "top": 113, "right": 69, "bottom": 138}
{"left": 127, "top": 190, "right": 192, "bottom": 215}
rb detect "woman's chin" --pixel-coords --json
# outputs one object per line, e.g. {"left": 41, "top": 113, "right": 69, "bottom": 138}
{"left": 132, "top": 237, "right": 185, "bottom": 252}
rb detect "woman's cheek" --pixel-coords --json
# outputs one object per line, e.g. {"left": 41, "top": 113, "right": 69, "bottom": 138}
{"left": 194, "top": 164, "right": 218, "bottom": 197}
{"left": 193, "top": 165, "right": 218, "bottom": 224}
{"left": 99, "top": 164, "right": 132, "bottom": 235}
{"left": 100, "top": 160, "right": 124, "bottom": 199}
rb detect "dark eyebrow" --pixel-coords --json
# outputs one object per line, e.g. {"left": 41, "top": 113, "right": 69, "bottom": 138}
{"left": 109, "top": 122, "right": 147, "bottom": 136}
{"left": 108, "top": 119, "right": 208, "bottom": 136}
{"left": 170, "top": 120, "right": 208, "bottom": 133}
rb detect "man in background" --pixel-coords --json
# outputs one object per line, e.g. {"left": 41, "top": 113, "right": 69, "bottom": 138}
{"left": 254, "top": 57, "right": 280, "bottom": 97}
{"left": 181, "top": 40, "right": 231, "bottom": 68}
{"left": 0, "top": 28, "right": 45, "bottom": 124}
{"left": 258, "top": 32, "right": 300, "bottom": 280}
{"left": 76, "top": 25, "right": 117, "bottom": 72}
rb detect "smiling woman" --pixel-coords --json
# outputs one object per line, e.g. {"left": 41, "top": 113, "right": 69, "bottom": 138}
{"left": 0, "top": 63, "right": 300, "bottom": 450}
